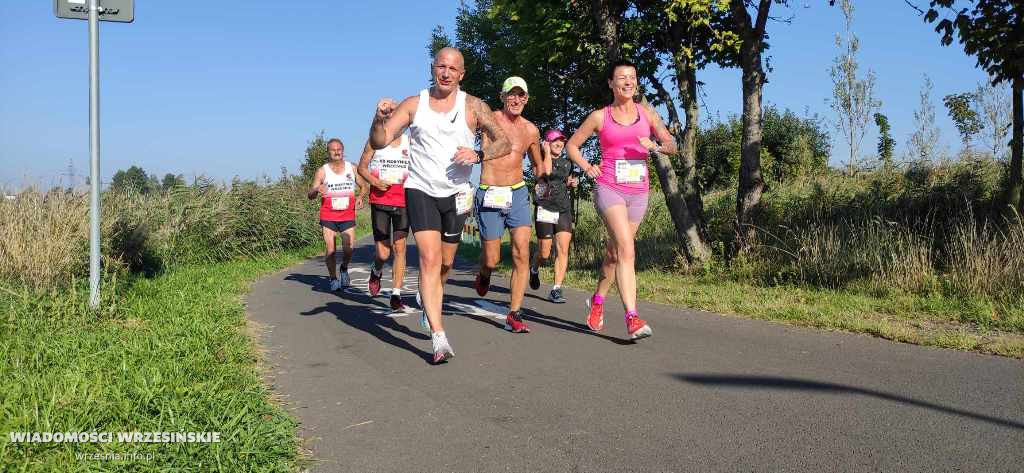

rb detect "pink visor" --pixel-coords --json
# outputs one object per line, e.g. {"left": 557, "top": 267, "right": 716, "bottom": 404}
{"left": 544, "top": 129, "right": 566, "bottom": 142}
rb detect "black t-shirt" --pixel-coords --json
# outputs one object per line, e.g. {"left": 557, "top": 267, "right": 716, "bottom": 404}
{"left": 534, "top": 156, "right": 573, "bottom": 213}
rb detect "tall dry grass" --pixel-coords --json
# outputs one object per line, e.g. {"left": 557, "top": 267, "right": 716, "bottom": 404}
{"left": 0, "top": 179, "right": 321, "bottom": 289}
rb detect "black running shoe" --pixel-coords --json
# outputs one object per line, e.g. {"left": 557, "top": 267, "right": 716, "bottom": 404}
{"left": 529, "top": 267, "right": 540, "bottom": 290}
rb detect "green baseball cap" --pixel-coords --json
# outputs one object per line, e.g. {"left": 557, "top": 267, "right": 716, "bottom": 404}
{"left": 501, "top": 76, "right": 528, "bottom": 94}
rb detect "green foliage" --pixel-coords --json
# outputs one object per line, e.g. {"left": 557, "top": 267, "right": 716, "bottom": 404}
{"left": 696, "top": 106, "right": 830, "bottom": 190}
{"left": 161, "top": 173, "right": 185, "bottom": 190}
{"left": 442, "top": 1, "right": 599, "bottom": 131}
{"left": 110, "top": 165, "right": 153, "bottom": 194}
{"left": 924, "top": 0, "right": 1023, "bottom": 85}
{"left": 299, "top": 131, "right": 330, "bottom": 184}
{"left": 695, "top": 116, "right": 741, "bottom": 190}
{"left": 874, "top": 113, "right": 895, "bottom": 167}
{"left": 943, "top": 92, "right": 984, "bottom": 149}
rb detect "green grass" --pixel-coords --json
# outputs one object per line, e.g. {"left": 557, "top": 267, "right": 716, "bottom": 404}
{"left": 0, "top": 246, "right": 326, "bottom": 472}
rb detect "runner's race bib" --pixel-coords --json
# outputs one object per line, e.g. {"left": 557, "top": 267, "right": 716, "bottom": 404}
{"left": 379, "top": 167, "right": 406, "bottom": 185}
{"left": 483, "top": 186, "right": 513, "bottom": 209}
{"left": 615, "top": 160, "right": 647, "bottom": 184}
{"left": 536, "top": 206, "right": 559, "bottom": 224}
{"left": 330, "top": 197, "right": 350, "bottom": 210}
{"left": 455, "top": 188, "right": 473, "bottom": 215}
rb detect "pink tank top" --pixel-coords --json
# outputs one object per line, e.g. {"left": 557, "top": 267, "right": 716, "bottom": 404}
{"left": 597, "top": 105, "right": 652, "bottom": 194}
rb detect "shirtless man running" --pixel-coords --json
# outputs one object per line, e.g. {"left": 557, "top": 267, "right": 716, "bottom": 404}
{"left": 473, "top": 76, "right": 543, "bottom": 333}
{"left": 369, "top": 47, "right": 511, "bottom": 364}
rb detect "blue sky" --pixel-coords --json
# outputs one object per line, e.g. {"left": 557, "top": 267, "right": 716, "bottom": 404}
{"left": 0, "top": 1, "right": 997, "bottom": 191}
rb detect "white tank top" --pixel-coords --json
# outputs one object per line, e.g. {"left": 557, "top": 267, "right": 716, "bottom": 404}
{"left": 405, "top": 88, "right": 475, "bottom": 197}
{"left": 322, "top": 161, "right": 355, "bottom": 194}
{"left": 368, "top": 133, "right": 411, "bottom": 182}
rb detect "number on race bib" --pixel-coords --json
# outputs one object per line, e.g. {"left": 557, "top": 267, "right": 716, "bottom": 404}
{"left": 380, "top": 167, "right": 406, "bottom": 185}
{"left": 455, "top": 189, "right": 473, "bottom": 215}
{"left": 536, "top": 206, "right": 559, "bottom": 224}
{"left": 615, "top": 160, "right": 647, "bottom": 184}
{"left": 330, "top": 197, "right": 350, "bottom": 210}
{"left": 483, "top": 186, "right": 514, "bottom": 209}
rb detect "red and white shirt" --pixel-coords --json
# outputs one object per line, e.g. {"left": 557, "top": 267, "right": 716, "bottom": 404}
{"left": 368, "top": 134, "right": 410, "bottom": 207}
{"left": 319, "top": 161, "right": 357, "bottom": 222}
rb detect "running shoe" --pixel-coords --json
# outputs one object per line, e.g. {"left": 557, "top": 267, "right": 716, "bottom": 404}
{"left": 529, "top": 266, "right": 540, "bottom": 290}
{"left": 329, "top": 278, "right": 342, "bottom": 292}
{"left": 549, "top": 287, "right": 567, "bottom": 304}
{"left": 474, "top": 272, "right": 490, "bottom": 297}
{"left": 431, "top": 332, "right": 455, "bottom": 364}
{"left": 339, "top": 270, "right": 351, "bottom": 287}
{"left": 626, "top": 314, "right": 652, "bottom": 340}
{"left": 368, "top": 268, "right": 382, "bottom": 296}
{"left": 420, "top": 311, "right": 430, "bottom": 331}
{"left": 390, "top": 294, "right": 404, "bottom": 311}
{"left": 586, "top": 297, "right": 604, "bottom": 331}
{"left": 504, "top": 310, "right": 530, "bottom": 333}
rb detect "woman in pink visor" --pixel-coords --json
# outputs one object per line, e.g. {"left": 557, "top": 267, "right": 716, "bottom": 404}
{"left": 565, "top": 60, "right": 677, "bottom": 340}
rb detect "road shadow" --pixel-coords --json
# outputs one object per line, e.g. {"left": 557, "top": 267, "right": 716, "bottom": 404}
{"left": 437, "top": 293, "right": 508, "bottom": 330}
{"left": 284, "top": 272, "right": 342, "bottom": 293}
{"left": 672, "top": 374, "right": 1024, "bottom": 431}
{"left": 523, "top": 309, "right": 634, "bottom": 345}
{"left": 300, "top": 300, "right": 433, "bottom": 364}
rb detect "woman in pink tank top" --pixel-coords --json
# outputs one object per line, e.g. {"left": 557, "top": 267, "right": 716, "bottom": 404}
{"left": 565, "top": 60, "right": 677, "bottom": 341}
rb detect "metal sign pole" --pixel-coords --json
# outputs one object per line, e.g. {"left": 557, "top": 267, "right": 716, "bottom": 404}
{"left": 88, "top": 0, "right": 101, "bottom": 307}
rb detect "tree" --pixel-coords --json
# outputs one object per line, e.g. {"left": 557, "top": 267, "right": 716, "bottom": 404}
{"left": 761, "top": 106, "right": 831, "bottom": 183}
{"left": 637, "top": 0, "right": 741, "bottom": 262}
{"left": 161, "top": 173, "right": 185, "bottom": 190}
{"left": 728, "top": 0, "right": 773, "bottom": 251}
{"left": 974, "top": 80, "right": 1012, "bottom": 159}
{"left": 943, "top": 92, "right": 983, "bottom": 154}
{"left": 906, "top": 75, "right": 942, "bottom": 162}
{"left": 460, "top": 0, "right": 727, "bottom": 262}
{"left": 697, "top": 107, "right": 830, "bottom": 190}
{"left": 828, "top": 0, "right": 881, "bottom": 171}
{"left": 921, "top": 0, "right": 1023, "bottom": 211}
{"left": 299, "top": 131, "right": 330, "bottom": 183}
{"left": 874, "top": 112, "right": 895, "bottom": 169}
{"left": 110, "top": 165, "right": 152, "bottom": 194}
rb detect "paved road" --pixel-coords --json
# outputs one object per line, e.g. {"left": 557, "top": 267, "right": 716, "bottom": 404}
{"left": 246, "top": 236, "right": 1023, "bottom": 473}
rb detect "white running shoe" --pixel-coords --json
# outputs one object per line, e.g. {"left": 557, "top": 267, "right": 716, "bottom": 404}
{"left": 339, "top": 270, "right": 351, "bottom": 287}
{"left": 328, "top": 278, "right": 342, "bottom": 292}
{"left": 431, "top": 331, "right": 454, "bottom": 364}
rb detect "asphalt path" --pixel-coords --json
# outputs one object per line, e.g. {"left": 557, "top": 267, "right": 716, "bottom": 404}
{"left": 246, "top": 235, "right": 1023, "bottom": 473}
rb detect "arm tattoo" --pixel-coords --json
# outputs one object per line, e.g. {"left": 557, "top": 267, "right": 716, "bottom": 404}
{"left": 472, "top": 98, "right": 511, "bottom": 160}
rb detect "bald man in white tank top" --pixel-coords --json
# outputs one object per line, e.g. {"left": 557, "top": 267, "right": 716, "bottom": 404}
{"left": 369, "top": 47, "right": 511, "bottom": 364}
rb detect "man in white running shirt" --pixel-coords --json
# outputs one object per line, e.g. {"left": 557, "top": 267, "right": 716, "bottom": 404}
{"left": 369, "top": 47, "right": 511, "bottom": 364}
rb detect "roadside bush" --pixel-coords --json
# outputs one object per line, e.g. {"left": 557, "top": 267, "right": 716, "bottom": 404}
{"left": 0, "top": 178, "right": 321, "bottom": 289}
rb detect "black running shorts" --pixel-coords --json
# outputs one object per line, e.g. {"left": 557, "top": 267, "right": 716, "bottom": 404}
{"left": 320, "top": 219, "right": 355, "bottom": 233}
{"left": 405, "top": 188, "right": 468, "bottom": 244}
{"left": 370, "top": 204, "right": 410, "bottom": 241}
{"left": 534, "top": 206, "right": 573, "bottom": 239}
